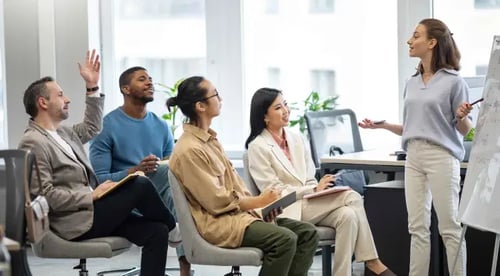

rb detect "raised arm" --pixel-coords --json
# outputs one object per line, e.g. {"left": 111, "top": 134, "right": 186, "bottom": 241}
{"left": 73, "top": 50, "right": 104, "bottom": 143}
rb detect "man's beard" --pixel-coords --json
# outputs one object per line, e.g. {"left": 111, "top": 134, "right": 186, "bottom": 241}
{"left": 131, "top": 94, "right": 154, "bottom": 104}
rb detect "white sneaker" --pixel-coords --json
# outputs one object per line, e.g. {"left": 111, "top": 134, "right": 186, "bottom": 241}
{"left": 168, "top": 223, "right": 182, "bottom": 248}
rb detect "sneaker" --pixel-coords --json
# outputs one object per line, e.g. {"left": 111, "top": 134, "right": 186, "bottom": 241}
{"left": 168, "top": 223, "right": 182, "bottom": 248}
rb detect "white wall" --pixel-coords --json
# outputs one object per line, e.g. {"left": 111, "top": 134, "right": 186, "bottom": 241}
{"left": 3, "top": 0, "right": 97, "bottom": 148}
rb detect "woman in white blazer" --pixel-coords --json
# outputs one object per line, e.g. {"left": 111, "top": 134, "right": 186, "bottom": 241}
{"left": 245, "top": 88, "right": 395, "bottom": 276}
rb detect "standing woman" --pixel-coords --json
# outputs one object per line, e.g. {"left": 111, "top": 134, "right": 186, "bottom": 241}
{"left": 359, "top": 18, "right": 472, "bottom": 275}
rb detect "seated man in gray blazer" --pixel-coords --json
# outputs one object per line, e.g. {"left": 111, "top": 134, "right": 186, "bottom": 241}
{"left": 18, "top": 50, "right": 180, "bottom": 276}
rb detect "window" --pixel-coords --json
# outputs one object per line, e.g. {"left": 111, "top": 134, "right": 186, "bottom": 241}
{"left": 475, "top": 65, "right": 488, "bottom": 75}
{"left": 309, "top": 0, "right": 334, "bottom": 13}
{"left": 475, "top": 0, "right": 500, "bottom": 9}
{"left": 265, "top": 0, "right": 280, "bottom": 14}
{"left": 0, "top": 33, "right": 5, "bottom": 149}
{"left": 310, "top": 69, "right": 336, "bottom": 98}
{"left": 267, "top": 67, "right": 281, "bottom": 88}
{"left": 434, "top": 0, "right": 500, "bottom": 77}
{"left": 243, "top": 0, "right": 399, "bottom": 149}
{"left": 106, "top": 0, "right": 206, "bottom": 118}
{"left": 120, "top": 0, "right": 204, "bottom": 18}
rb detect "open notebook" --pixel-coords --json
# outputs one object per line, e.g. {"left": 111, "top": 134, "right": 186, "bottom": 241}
{"left": 303, "top": 186, "right": 351, "bottom": 199}
{"left": 95, "top": 171, "right": 145, "bottom": 199}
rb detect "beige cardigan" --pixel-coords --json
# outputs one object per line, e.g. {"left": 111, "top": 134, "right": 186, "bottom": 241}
{"left": 247, "top": 129, "right": 318, "bottom": 220}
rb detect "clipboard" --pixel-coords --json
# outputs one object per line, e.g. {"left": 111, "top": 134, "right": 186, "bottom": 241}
{"left": 95, "top": 171, "right": 145, "bottom": 199}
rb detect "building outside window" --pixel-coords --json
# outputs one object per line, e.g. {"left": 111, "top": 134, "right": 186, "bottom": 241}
{"left": 111, "top": 0, "right": 206, "bottom": 121}
{"left": 309, "top": 0, "right": 335, "bottom": 13}
{"left": 310, "top": 69, "right": 336, "bottom": 98}
{"left": 434, "top": 0, "right": 500, "bottom": 78}
{"left": 474, "top": 0, "right": 500, "bottom": 8}
{"left": 267, "top": 67, "right": 281, "bottom": 89}
{"left": 243, "top": 0, "right": 399, "bottom": 149}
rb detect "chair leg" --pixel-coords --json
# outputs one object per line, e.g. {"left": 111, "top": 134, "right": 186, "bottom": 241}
{"left": 223, "top": 266, "right": 242, "bottom": 276}
{"left": 321, "top": 245, "right": 333, "bottom": 276}
{"left": 73, "top": 259, "right": 89, "bottom": 276}
{"left": 97, "top": 266, "right": 139, "bottom": 276}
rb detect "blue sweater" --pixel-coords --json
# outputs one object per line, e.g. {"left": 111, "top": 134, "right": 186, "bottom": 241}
{"left": 89, "top": 107, "right": 174, "bottom": 183}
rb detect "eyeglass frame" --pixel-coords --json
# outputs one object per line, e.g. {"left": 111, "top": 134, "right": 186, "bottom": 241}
{"left": 200, "top": 91, "right": 219, "bottom": 102}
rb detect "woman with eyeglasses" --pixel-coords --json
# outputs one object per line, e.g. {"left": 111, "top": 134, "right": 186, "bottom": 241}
{"left": 166, "top": 76, "right": 319, "bottom": 276}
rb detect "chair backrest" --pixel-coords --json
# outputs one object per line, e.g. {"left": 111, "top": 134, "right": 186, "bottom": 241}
{"left": 305, "top": 109, "right": 363, "bottom": 169}
{"left": 0, "top": 149, "right": 31, "bottom": 244}
{"left": 168, "top": 170, "right": 263, "bottom": 266}
{"left": 242, "top": 152, "right": 260, "bottom": 196}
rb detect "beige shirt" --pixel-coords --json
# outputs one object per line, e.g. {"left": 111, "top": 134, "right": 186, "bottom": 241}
{"left": 169, "top": 124, "right": 259, "bottom": 248}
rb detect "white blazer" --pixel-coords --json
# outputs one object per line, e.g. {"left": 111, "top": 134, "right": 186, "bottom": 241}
{"left": 247, "top": 128, "right": 318, "bottom": 220}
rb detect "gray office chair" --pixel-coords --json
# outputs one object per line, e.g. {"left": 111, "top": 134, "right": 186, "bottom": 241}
{"left": 242, "top": 152, "right": 335, "bottom": 276}
{"left": 304, "top": 109, "right": 374, "bottom": 187}
{"left": 168, "top": 170, "right": 263, "bottom": 276}
{"left": 304, "top": 109, "right": 363, "bottom": 170}
{"left": 0, "top": 149, "right": 143, "bottom": 276}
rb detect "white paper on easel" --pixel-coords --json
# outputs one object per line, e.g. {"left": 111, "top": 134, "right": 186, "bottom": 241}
{"left": 459, "top": 35, "right": 500, "bottom": 234}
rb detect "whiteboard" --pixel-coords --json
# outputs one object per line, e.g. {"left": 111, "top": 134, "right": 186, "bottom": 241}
{"left": 459, "top": 35, "right": 500, "bottom": 234}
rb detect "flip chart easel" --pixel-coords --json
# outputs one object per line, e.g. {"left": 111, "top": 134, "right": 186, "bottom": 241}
{"left": 454, "top": 35, "right": 500, "bottom": 276}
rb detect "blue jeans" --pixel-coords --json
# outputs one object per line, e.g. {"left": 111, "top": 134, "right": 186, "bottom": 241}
{"left": 148, "top": 164, "right": 185, "bottom": 258}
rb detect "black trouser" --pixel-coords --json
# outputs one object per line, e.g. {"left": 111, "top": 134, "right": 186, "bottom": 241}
{"left": 74, "top": 176, "right": 176, "bottom": 276}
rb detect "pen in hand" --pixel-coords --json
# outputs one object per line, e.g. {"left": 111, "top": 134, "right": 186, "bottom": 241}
{"left": 470, "top": 98, "right": 484, "bottom": 106}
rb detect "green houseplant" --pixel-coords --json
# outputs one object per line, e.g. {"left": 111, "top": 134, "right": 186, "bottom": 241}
{"left": 289, "top": 91, "right": 339, "bottom": 134}
{"left": 156, "top": 78, "right": 184, "bottom": 137}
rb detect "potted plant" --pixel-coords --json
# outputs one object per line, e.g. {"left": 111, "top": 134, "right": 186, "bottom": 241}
{"left": 156, "top": 78, "right": 184, "bottom": 138}
{"left": 289, "top": 91, "right": 339, "bottom": 134}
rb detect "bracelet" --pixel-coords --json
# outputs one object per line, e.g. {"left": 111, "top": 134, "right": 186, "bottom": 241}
{"left": 86, "top": 86, "right": 99, "bottom": 92}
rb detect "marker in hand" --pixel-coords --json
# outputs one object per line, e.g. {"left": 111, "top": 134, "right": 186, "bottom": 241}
{"left": 470, "top": 98, "right": 484, "bottom": 106}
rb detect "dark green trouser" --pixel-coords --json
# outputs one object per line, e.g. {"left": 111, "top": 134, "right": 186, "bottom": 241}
{"left": 241, "top": 218, "right": 319, "bottom": 276}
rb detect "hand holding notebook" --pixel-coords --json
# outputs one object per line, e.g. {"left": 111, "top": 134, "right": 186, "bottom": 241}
{"left": 95, "top": 171, "right": 145, "bottom": 199}
{"left": 254, "top": 191, "right": 297, "bottom": 219}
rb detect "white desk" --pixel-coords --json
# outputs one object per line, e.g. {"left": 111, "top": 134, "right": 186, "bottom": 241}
{"left": 320, "top": 150, "right": 468, "bottom": 177}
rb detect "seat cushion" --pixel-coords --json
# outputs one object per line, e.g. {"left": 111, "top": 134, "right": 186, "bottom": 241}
{"left": 32, "top": 231, "right": 131, "bottom": 259}
{"left": 316, "top": 226, "right": 335, "bottom": 247}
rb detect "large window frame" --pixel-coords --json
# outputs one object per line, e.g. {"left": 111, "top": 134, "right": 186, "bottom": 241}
{"left": 97, "top": 0, "right": 431, "bottom": 154}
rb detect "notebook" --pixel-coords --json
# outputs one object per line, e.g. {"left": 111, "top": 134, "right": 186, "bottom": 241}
{"left": 95, "top": 171, "right": 145, "bottom": 199}
{"left": 303, "top": 186, "right": 351, "bottom": 199}
{"left": 254, "top": 191, "right": 297, "bottom": 219}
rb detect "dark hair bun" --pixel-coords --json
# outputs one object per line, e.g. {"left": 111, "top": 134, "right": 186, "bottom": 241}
{"left": 166, "top": 96, "right": 177, "bottom": 111}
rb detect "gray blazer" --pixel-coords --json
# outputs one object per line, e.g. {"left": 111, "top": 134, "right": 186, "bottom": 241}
{"left": 18, "top": 96, "right": 104, "bottom": 240}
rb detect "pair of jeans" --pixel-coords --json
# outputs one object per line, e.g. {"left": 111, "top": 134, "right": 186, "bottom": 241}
{"left": 75, "top": 176, "right": 176, "bottom": 276}
{"left": 405, "top": 139, "right": 466, "bottom": 276}
{"left": 240, "top": 218, "right": 319, "bottom": 276}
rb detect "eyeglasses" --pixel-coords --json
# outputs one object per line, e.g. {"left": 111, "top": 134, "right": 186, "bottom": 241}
{"left": 201, "top": 91, "right": 219, "bottom": 101}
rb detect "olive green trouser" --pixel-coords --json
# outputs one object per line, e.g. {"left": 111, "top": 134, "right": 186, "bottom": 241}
{"left": 241, "top": 218, "right": 319, "bottom": 276}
